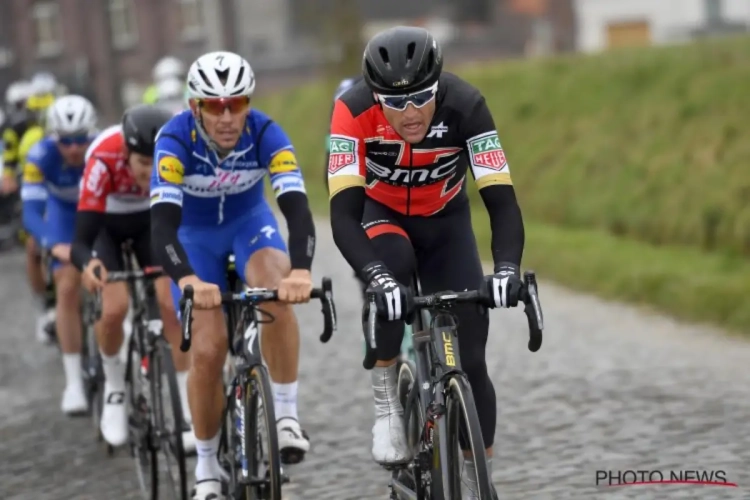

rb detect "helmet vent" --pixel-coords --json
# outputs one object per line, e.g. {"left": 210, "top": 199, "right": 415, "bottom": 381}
{"left": 406, "top": 42, "right": 416, "bottom": 65}
{"left": 378, "top": 47, "right": 391, "bottom": 69}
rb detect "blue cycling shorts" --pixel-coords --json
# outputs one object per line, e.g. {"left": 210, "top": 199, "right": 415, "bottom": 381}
{"left": 169, "top": 201, "right": 287, "bottom": 312}
{"left": 42, "top": 198, "right": 77, "bottom": 271}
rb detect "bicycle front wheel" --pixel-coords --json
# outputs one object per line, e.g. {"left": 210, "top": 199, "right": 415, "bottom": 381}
{"left": 244, "top": 365, "right": 282, "bottom": 500}
{"left": 443, "top": 375, "right": 493, "bottom": 499}
{"left": 151, "top": 337, "right": 188, "bottom": 500}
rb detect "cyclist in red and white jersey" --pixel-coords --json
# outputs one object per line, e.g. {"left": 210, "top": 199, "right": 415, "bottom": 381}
{"left": 71, "top": 105, "right": 194, "bottom": 451}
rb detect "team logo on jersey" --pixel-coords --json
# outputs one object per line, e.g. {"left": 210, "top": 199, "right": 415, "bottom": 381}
{"left": 467, "top": 131, "right": 507, "bottom": 171}
{"left": 328, "top": 136, "right": 357, "bottom": 174}
{"left": 268, "top": 150, "right": 298, "bottom": 174}
{"left": 22, "top": 163, "right": 44, "bottom": 183}
{"left": 158, "top": 155, "right": 185, "bottom": 184}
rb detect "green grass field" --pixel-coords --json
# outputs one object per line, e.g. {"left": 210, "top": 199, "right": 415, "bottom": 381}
{"left": 256, "top": 36, "right": 750, "bottom": 333}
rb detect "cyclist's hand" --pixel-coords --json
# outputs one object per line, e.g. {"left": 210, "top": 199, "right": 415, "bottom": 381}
{"left": 1, "top": 174, "right": 18, "bottom": 194}
{"left": 362, "top": 261, "right": 410, "bottom": 321}
{"left": 51, "top": 243, "right": 71, "bottom": 264}
{"left": 484, "top": 262, "right": 523, "bottom": 308}
{"left": 82, "top": 259, "right": 107, "bottom": 292}
{"left": 179, "top": 275, "right": 221, "bottom": 309}
{"left": 278, "top": 269, "right": 313, "bottom": 304}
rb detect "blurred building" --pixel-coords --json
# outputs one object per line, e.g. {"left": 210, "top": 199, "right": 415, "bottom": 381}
{"left": 1, "top": 0, "right": 578, "bottom": 122}
{"left": 575, "top": 0, "right": 750, "bottom": 52}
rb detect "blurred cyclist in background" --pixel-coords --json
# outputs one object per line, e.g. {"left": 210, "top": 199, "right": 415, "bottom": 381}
{"left": 2, "top": 80, "right": 34, "bottom": 193}
{"left": 21, "top": 95, "right": 98, "bottom": 413}
{"left": 16, "top": 72, "right": 61, "bottom": 342}
{"left": 143, "top": 56, "right": 186, "bottom": 105}
{"left": 155, "top": 77, "right": 189, "bottom": 115}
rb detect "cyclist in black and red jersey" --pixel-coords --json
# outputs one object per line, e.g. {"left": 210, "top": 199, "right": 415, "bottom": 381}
{"left": 327, "top": 26, "right": 526, "bottom": 496}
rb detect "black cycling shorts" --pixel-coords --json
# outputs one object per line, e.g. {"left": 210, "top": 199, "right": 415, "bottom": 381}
{"left": 93, "top": 211, "right": 153, "bottom": 271}
{"left": 361, "top": 196, "right": 497, "bottom": 447}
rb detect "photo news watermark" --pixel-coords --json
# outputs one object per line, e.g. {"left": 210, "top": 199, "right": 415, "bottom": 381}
{"left": 596, "top": 470, "right": 738, "bottom": 488}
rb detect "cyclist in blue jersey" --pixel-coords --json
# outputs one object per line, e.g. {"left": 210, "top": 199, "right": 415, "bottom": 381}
{"left": 150, "top": 51, "right": 317, "bottom": 500}
{"left": 21, "top": 95, "right": 98, "bottom": 415}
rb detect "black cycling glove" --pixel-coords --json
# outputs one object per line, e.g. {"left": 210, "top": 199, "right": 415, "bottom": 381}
{"left": 484, "top": 262, "right": 523, "bottom": 308}
{"left": 361, "top": 261, "right": 411, "bottom": 321}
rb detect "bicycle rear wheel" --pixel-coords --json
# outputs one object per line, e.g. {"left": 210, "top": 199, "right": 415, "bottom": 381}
{"left": 444, "top": 375, "right": 492, "bottom": 499}
{"left": 235, "top": 364, "right": 281, "bottom": 499}
{"left": 151, "top": 336, "right": 188, "bottom": 500}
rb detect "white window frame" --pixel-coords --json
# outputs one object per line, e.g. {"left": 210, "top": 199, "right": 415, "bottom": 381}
{"left": 177, "top": 0, "right": 205, "bottom": 41}
{"left": 33, "top": 2, "right": 63, "bottom": 58}
{"left": 109, "top": 0, "right": 140, "bottom": 49}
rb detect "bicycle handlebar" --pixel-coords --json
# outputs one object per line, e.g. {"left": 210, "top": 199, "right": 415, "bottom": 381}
{"left": 178, "top": 277, "right": 337, "bottom": 353}
{"left": 364, "top": 270, "right": 544, "bottom": 365}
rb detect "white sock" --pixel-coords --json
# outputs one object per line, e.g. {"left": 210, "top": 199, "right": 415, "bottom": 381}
{"left": 101, "top": 353, "right": 125, "bottom": 392}
{"left": 273, "top": 381, "right": 298, "bottom": 421}
{"left": 195, "top": 431, "right": 221, "bottom": 482}
{"left": 176, "top": 370, "right": 191, "bottom": 424}
{"left": 62, "top": 353, "right": 83, "bottom": 388}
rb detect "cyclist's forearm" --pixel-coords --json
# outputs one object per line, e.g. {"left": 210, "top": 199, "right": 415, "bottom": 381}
{"left": 21, "top": 199, "right": 46, "bottom": 243}
{"left": 71, "top": 210, "right": 105, "bottom": 271}
{"left": 479, "top": 184, "right": 525, "bottom": 268}
{"left": 329, "top": 187, "right": 379, "bottom": 278}
{"left": 150, "top": 202, "right": 195, "bottom": 283}
{"left": 277, "top": 191, "right": 315, "bottom": 270}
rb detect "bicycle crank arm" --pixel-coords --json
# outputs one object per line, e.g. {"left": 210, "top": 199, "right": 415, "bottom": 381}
{"left": 390, "top": 476, "right": 418, "bottom": 500}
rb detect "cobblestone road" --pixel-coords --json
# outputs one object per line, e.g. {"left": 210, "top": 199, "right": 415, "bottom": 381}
{"left": 1, "top": 223, "right": 749, "bottom": 499}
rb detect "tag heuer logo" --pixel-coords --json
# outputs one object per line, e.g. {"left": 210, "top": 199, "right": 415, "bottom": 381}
{"left": 468, "top": 131, "right": 507, "bottom": 170}
{"left": 427, "top": 122, "right": 448, "bottom": 138}
{"left": 328, "top": 136, "right": 357, "bottom": 174}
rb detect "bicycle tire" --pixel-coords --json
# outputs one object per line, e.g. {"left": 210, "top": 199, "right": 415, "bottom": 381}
{"left": 443, "top": 375, "right": 492, "bottom": 499}
{"left": 126, "top": 329, "right": 158, "bottom": 499}
{"left": 244, "top": 364, "right": 282, "bottom": 500}
{"left": 151, "top": 336, "right": 188, "bottom": 500}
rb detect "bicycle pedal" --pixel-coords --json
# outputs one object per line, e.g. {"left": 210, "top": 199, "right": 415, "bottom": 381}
{"left": 380, "top": 461, "right": 410, "bottom": 471}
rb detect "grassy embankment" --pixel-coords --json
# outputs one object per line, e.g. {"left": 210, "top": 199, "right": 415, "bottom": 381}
{"left": 257, "top": 36, "right": 750, "bottom": 333}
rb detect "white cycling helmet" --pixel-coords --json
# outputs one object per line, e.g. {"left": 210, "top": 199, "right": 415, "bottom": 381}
{"left": 186, "top": 51, "right": 255, "bottom": 99}
{"left": 31, "top": 71, "right": 57, "bottom": 95}
{"left": 46, "top": 95, "right": 97, "bottom": 136}
{"left": 5, "top": 81, "right": 32, "bottom": 105}
{"left": 153, "top": 56, "right": 185, "bottom": 82}
{"left": 156, "top": 78, "right": 184, "bottom": 102}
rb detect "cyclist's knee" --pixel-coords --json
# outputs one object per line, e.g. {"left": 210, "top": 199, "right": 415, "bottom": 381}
{"left": 245, "top": 247, "right": 290, "bottom": 288}
{"left": 190, "top": 311, "right": 228, "bottom": 374}
{"left": 54, "top": 269, "right": 80, "bottom": 306}
{"left": 154, "top": 279, "right": 179, "bottom": 325}
{"left": 100, "top": 284, "right": 129, "bottom": 328}
{"left": 369, "top": 233, "right": 414, "bottom": 283}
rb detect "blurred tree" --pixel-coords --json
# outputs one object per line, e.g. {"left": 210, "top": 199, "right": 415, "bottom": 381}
{"left": 308, "top": 0, "right": 364, "bottom": 85}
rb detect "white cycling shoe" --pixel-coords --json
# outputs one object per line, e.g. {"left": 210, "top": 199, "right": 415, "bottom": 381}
{"left": 61, "top": 382, "right": 88, "bottom": 416}
{"left": 371, "top": 365, "right": 412, "bottom": 465}
{"left": 100, "top": 384, "right": 128, "bottom": 446}
{"left": 192, "top": 479, "right": 223, "bottom": 500}
{"left": 35, "top": 309, "right": 55, "bottom": 345}
{"left": 277, "top": 417, "right": 310, "bottom": 464}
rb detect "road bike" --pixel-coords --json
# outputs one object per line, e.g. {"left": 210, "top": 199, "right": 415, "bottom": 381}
{"left": 363, "top": 271, "right": 544, "bottom": 500}
{"left": 179, "top": 263, "right": 336, "bottom": 500}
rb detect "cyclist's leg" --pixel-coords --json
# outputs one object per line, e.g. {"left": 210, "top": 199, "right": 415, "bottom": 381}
{"left": 233, "top": 204, "right": 310, "bottom": 461}
{"left": 91, "top": 222, "right": 131, "bottom": 445}
{"left": 409, "top": 207, "right": 495, "bottom": 472}
{"left": 361, "top": 198, "right": 417, "bottom": 464}
{"left": 48, "top": 202, "right": 86, "bottom": 414}
{"left": 171, "top": 224, "right": 230, "bottom": 487}
{"left": 26, "top": 234, "right": 49, "bottom": 342}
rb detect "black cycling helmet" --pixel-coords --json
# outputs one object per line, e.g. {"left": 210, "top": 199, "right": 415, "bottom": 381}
{"left": 121, "top": 104, "right": 173, "bottom": 156}
{"left": 362, "top": 26, "right": 443, "bottom": 95}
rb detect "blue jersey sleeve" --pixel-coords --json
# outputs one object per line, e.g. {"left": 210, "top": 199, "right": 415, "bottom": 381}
{"left": 21, "top": 142, "right": 48, "bottom": 242}
{"left": 150, "top": 118, "right": 189, "bottom": 209}
{"left": 257, "top": 116, "right": 306, "bottom": 199}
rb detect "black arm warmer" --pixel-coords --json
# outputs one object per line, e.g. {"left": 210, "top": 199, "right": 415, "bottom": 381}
{"left": 71, "top": 210, "right": 106, "bottom": 271}
{"left": 276, "top": 191, "right": 316, "bottom": 270}
{"left": 150, "top": 202, "right": 195, "bottom": 283}
{"left": 479, "top": 184, "right": 525, "bottom": 270}
{"left": 330, "top": 187, "right": 379, "bottom": 278}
